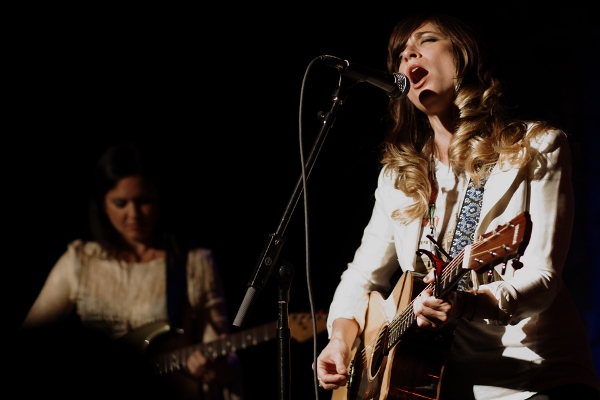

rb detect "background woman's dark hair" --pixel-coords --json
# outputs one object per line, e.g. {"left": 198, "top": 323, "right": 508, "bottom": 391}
{"left": 88, "top": 142, "right": 169, "bottom": 257}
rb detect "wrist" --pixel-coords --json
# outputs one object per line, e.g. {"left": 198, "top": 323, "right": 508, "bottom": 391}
{"left": 331, "top": 318, "right": 359, "bottom": 347}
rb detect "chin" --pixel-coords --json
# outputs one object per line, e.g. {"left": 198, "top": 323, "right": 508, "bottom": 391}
{"left": 123, "top": 232, "right": 145, "bottom": 242}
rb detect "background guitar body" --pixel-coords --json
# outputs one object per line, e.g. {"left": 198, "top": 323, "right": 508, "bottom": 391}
{"left": 335, "top": 271, "right": 453, "bottom": 400}
{"left": 120, "top": 313, "right": 328, "bottom": 399}
{"left": 120, "top": 320, "right": 204, "bottom": 399}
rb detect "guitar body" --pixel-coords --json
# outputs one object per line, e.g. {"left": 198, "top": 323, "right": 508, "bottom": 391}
{"left": 120, "top": 321, "right": 205, "bottom": 399}
{"left": 335, "top": 271, "right": 453, "bottom": 400}
{"left": 383, "top": 324, "right": 452, "bottom": 400}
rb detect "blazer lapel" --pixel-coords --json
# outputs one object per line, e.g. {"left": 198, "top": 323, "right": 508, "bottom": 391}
{"left": 478, "top": 165, "right": 521, "bottom": 233}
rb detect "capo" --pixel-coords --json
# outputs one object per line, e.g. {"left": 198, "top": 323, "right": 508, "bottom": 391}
{"left": 416, "top": 248, "right": 445, "bottom": 297}
{"left": 426, "top": 234, "right": 452, "bottom": 260}
{"left": 418, "top": 236, "right": 452, "bottom": 297}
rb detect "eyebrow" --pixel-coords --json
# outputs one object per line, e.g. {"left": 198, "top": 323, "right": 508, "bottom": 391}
{"left": 413, "top": 30, "right": 439, "bottom": 39}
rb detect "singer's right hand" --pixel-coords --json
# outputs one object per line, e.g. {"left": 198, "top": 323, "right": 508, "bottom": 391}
{"left": 313, "top": 318, "right": 359, "bottom": 390}
{"left": 314, "top": 338, "right": 352, "bottom": 390}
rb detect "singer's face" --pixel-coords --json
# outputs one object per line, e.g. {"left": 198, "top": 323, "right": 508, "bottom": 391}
{"left": 104, "top": 175, "right": 159, "bottom": 245}
{"left": 398, "top": 22, "right": 456, "bottom": 115}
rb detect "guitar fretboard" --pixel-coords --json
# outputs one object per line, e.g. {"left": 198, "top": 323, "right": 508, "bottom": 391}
{"left": 153, "top": 321, "right": 278, "bottom": 374}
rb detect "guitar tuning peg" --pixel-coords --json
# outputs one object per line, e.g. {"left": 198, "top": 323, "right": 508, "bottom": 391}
{"left": 511, "top": 259, "right": 524, "bottom": 270}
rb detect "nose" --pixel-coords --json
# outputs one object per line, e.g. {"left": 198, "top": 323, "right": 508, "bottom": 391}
{"left": 401, "top": 44, "right": 419, "bottom": 61}
{"left": 125, "top": 202, "right": 139, "bottom": 217}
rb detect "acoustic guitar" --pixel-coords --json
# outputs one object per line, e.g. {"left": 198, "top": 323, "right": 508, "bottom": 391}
{"left": 333, "top": 211, "right": 531, "bottom": 400}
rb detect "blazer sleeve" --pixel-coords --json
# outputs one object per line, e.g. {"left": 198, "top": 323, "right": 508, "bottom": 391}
{"left": 480, "top": 129, "right": 574, "bottom": 325}
{"left": 326, "top": 167, "right": 402, "bottom": 336}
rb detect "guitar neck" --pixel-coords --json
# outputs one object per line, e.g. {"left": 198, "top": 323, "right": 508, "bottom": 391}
{"left": 207, "top": 321, "right": 279, "bottom": 358}
{"left": 153, "top": 320, "right": 278, "bottom": 374}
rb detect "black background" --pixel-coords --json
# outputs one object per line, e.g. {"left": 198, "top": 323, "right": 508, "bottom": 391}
{"left": 8, "top": 3, "right": 599, "bottom": 399}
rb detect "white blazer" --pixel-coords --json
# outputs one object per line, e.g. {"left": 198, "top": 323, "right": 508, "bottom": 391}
{"left": 326, "top": 127, "right": 599, "bottom": 398}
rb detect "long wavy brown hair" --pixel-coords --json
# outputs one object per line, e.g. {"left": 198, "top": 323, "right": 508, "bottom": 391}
{"left": 381, "top": 13, "right": 551, "bottom": 224}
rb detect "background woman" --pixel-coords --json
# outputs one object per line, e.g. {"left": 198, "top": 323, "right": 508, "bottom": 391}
{"left": 20, "top": 142, "right": 244, "bottom": 400}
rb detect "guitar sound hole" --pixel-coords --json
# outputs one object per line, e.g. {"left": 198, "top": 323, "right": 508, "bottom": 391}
{"left": 369, "top": 347, "right": 384, "bottom": 377}
{"left": 369, "top": 328, "right": 388, "bottom": 377}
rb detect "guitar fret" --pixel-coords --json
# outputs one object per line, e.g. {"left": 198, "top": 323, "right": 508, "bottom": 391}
{"left": 205, "top": 343, "right": 218, "bottom": 358}
{"left": 178, "top": 348, "right": 188, "bottom": 371}
{"left": 226, "top": 337, "right": 236, "bottom": 353}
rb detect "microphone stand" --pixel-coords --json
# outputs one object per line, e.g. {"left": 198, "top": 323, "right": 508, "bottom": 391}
{"left": 233, "top": 74, "right": 351, "bottom": 400}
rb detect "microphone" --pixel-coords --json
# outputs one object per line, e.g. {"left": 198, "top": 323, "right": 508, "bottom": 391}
{"left": 320, "top": 55, "right": 409, "bottom": 99}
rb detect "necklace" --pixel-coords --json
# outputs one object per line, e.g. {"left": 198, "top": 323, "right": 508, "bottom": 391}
{"left": 428, "top": 153, "right": 439, "bottom": 236}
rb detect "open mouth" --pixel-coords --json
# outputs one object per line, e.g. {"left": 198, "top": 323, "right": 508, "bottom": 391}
{"left": 409, "top": 66, "right": 428, "bottom": 86}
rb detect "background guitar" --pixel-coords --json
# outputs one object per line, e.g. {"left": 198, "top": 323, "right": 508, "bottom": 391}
{"left": 121, "top": 311, "right": 328, "bottom": 375}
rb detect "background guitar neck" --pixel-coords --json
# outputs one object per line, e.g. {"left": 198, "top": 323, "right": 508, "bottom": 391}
{"left": 153, "top": 312, "right": 327, "bottom": 375}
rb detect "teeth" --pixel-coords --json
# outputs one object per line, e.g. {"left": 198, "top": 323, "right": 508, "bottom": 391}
{"left": 411, "top": 67, "right": 419, "bottom": 73}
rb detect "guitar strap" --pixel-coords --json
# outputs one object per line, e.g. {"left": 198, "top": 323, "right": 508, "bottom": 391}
{"left": 449, "top": 173, "right": 490, "bottom": 291}
{"left": 166, "top": 234, "right": 189, "bottom": 330}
